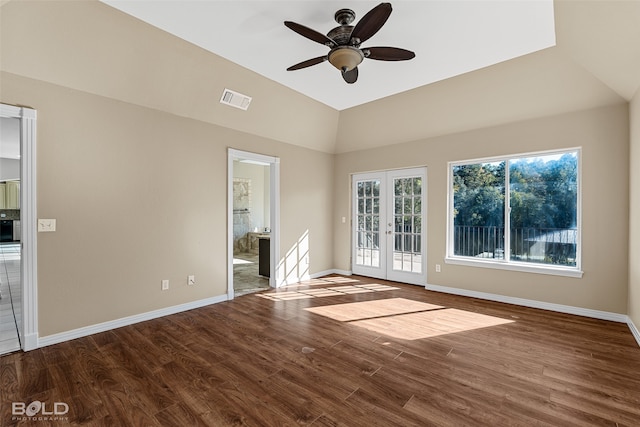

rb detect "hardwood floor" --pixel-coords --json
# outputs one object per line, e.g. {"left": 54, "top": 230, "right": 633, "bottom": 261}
{"left": 1, "top": 275, "right": 639, "bottom": 426}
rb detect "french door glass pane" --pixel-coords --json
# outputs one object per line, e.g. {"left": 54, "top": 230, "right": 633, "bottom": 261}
{"left": 392, "top": 177, "right": 422, "bottom": 273}
{"left": 356, "top": 179, "right": 380, "bottom": 267}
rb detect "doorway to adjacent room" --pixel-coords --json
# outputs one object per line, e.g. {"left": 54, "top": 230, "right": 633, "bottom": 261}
{"left": 227, "top": 149, "right": 280, "bottom": 298}
{"left": 1, "top": 103, "right": 37, "bottom": 354}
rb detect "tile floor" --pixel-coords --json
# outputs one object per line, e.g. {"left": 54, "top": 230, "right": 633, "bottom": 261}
{"left": 0, "top": 242, "right": 21, "bottom": 355}
{"left": 233, "top": 252, "right": 270, "bottom": 296}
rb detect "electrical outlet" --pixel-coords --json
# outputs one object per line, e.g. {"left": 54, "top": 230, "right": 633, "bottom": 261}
{"left": 188, "top": 275, "right": 195, "bottom": 285}
{"left": 161, "top": 279, "right": 169, "bottom": 290}
{"left": 435, "top": 264, "right": 441, "bottom": 273}
{"left": 38, "top": 219, "right": 57, "bottom": 232}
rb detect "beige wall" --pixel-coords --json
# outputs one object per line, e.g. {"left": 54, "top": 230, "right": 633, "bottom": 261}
{"left": 1, "top": 72, "right": 334, "bottom": 337}
{"left": 1, "top": 0, "right": 336, "bottom": 337}
{"left": 334, "top": 104, "right": 629, "bottom": 314}
{"left": 1, "top": 0, "right": 636, "bottom": 340}
{"left": 630, "top": 90, "right": 640, "bottom": 328}
{"left": 335, "top": 47, "right": 625, "bottom": 154}
{"left": 0, "top": 0, "right": 339, "bottom": 153}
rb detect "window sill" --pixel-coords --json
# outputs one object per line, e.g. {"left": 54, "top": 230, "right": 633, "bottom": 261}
{"left": 444, "top": 257, "right": 583, "bottom": 278}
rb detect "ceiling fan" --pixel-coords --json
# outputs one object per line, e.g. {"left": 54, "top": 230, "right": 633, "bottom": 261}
{"left": 284, "top": 2, "right": 415, "bottom": 84}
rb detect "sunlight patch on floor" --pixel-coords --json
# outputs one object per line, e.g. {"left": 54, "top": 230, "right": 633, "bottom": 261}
{"left": 257, "top": 283, "right": 399, "bottom": 301}
{"left": 306, "top": 298, "right": 443, "bottom": 322}
{"left": 305, "top": 298, "right": 514, "bottom": 340}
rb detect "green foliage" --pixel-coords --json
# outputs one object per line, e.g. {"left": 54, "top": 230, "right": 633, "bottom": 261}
{"left": 453, "top": 153, "right": 577, "bottom": 229}
{"left": 509, "top": 153, "right": 577, "bottom": 229}
{"left": 453, "top": 153, "right": 578, "bottom": 229}
{"left": 452, "top": 152, "right": 578, "bottom": 264}
{"left": 453, "top": 162, "right": 505, "bottom": 227}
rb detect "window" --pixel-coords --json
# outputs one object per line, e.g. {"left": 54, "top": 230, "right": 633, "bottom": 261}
{"left": 447, "top": 149, "right": 581, "bottom": 277}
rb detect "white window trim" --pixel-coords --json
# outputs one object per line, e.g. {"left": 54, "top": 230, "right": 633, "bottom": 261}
{"left": 446, "top": 148, "right": 583, "bottom": 278}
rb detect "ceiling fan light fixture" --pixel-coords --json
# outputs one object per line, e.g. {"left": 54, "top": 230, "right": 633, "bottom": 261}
{"left": 328, "top": 46, "right": 364, "bottom": 72}
{"left": 285, "top": 3, "right": 413, "bottom": 84}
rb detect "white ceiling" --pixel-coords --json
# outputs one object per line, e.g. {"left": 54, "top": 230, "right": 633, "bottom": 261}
{"left": 101, "top": 0, "right": 556, "bottom": 111}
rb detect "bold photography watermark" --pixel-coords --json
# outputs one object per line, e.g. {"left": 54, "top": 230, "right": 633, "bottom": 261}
{"left": 11, "top": 400, "right": 69, "bottom": 422}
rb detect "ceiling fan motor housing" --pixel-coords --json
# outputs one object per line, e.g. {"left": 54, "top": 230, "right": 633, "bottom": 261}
{"left": 327, "top": 25, "right": 355, "bottom": 46}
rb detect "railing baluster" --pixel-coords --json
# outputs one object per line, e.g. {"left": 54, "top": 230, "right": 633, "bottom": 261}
{"left": 453, "top": 225, "right": 576, "bottom": 266}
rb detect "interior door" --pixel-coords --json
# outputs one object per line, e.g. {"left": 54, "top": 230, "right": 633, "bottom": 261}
{"left": 352, "top": 168, "right": 426, "bottom": 285}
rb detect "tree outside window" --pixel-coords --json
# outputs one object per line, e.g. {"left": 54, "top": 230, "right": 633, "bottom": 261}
{"left": 451, "top": 150, "right": 579, "bottom": 268}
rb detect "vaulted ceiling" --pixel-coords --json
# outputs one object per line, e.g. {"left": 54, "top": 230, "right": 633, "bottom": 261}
{"left": 2, "top": 1, "right": 639, "bottom": 154}
{"left": 100, "top": 0, "right": 558, "bottom": 110}
{"left": 99, "top": 0, "right": 640, "bottom": 153}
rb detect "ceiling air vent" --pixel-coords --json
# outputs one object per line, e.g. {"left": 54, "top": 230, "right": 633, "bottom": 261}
{"left": 220, "top": 88, "right": 252, "bottom": 111}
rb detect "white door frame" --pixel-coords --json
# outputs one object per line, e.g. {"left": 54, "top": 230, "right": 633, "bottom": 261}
{"left": 352, "top": 167, "right": 427, "bottom": 286}
{"left": 227, "top": 148, "right": 281, "bottom": 299}
{"left": 1, "top": 103, "right": 38, "bottom": 350}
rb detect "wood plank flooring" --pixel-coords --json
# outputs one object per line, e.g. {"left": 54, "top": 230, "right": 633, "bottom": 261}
{"left": 1, "top": 275, "right": 639, "bottom": 426}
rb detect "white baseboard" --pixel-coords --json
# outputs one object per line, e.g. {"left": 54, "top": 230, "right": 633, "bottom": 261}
{"left": 37, "top": 294, "right": 228, "bottom": 349}
{"left": 277, "top": 269, "right": 353, "bottom": 286}
{"left": 311, "top": 269, "right": 352, "bottom": 278}
{"left": 34, "top": 281, "right": 639, "bottom": 350}
{"left": 425, "top": 283, "right": 628, "bottom": 323}
{"left": 628, "top": 318, "right": 640, "bottom": 347}
{"left": 276, "top": 273, "right": 310, "bottom": 287}
{"left": 23, "top": 333, "right": 39, "bottom": 351}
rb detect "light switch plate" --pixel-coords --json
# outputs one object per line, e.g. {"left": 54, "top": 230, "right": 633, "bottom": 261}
{"left": 38, "top": 219, "right": 56, "bottom": 232}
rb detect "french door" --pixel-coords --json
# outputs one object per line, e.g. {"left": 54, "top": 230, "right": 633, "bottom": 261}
{"left": 352, "top": 167, "right": 426, "bottom": 285}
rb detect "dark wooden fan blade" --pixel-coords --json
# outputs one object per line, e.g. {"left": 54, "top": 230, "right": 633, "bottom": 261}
{"left": 365, "top": 47, "right": 415, "bottom": 61}
{"left": 349, "top": 3, "right": 392, "bottom": 45}
{"left": 287, "top": 56, "right": 328, "bottom": 71}
{"left": 284, "top": 21, "right": 336, "bottom": 47}
{"left": 342, "top": 67, "right": 358, "bottom": 84}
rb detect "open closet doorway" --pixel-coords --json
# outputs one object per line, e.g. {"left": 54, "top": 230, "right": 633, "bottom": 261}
{"left": 227, "top": 149, "right": 280, "bottom": 298}
{"left": 0, "top": 103, "right": 37, "bottom": 354}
